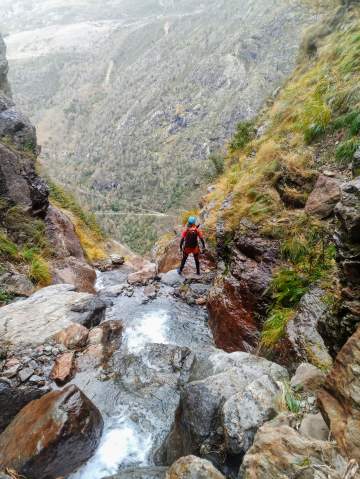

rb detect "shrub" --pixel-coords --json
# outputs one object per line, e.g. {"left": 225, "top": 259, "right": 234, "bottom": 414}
{"left": 209, "top": 153, "right": 225, "bottom": 176}
{"left": 261, "top": 308, "right": 294, "bottom": 347}
{"left": 270, "top": 268, "right": 310, "bottom": 308}
{"left": 304, "top": 123, "right": 326, "bottom": 144}
{"left": 229, "top": 121, "right": 255, "bottom": 152}
{"left": 0, "top": 288, "right": 15, "bottom": 305}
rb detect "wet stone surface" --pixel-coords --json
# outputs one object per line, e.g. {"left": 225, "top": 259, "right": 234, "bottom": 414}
{"left": 70, "top": 269, "right": 215, "bottom": 479}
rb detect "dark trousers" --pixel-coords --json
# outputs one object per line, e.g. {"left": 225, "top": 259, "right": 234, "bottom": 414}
{"left": 180, "top": 252, "right": 200, "bottom": 274}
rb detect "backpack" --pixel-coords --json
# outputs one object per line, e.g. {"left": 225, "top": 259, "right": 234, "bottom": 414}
{"left": 184, "top": 227, "right": 199, "bottom": 249}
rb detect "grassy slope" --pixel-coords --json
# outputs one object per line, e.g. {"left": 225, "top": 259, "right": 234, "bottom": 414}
{"left": 203, "top": 1, "right": 360, "bottom": 352}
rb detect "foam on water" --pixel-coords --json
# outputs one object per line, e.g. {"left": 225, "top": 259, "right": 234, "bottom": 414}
{"left": 71, "top": 415, "right": 152, "bottom": 479}
{"left": 125, "top": 309, "right": 169, "bottom": 352}
{"left": 70, "top": 309, "right": 170, "bottom": 478}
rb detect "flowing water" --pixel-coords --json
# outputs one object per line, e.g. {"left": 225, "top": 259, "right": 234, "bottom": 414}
{"left": 70, "top": 269, "right": 214, "bottom": 479}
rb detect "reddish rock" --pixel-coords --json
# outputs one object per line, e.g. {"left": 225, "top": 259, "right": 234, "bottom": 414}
{"left": 305, "top": 174, "right": 340, "bottom": 219}
{"left": 51, "top": 352, "right": 75, "bottom": 385}
{"left": 0, "top": 385, "right": 103, "bottom": 479}
{"left": 208, "top": 232, "right": 278, "bottom": 352}
{"left": 208, "top": 274, "right": 259, "bottom": 352}
{"left": 318, "top": 324, "right": 360, "bottom": 462}
{"left": 52, "top": 257, "right": 97, "bottom": 294}
{"left": 54, "top": 323, "right": 89, "bottom": 350}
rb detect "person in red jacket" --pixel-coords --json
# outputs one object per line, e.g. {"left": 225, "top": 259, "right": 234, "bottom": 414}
{"left": 177, "top": 216, "right": 206, "bottom": 275}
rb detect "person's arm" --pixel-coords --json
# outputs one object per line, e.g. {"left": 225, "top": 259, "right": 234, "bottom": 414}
{"left": 198, "top": 229, "right": 206, "bottom": 251}
{"left": 180, "top": 230, "right": 186, "bottom": 252}
{"left": 180, "top": 237, "right": 185, "bottom": 252}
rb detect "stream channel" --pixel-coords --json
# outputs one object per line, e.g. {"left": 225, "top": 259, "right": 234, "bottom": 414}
{"left": 70, "top": 268, "right": 215, "bottom": 478}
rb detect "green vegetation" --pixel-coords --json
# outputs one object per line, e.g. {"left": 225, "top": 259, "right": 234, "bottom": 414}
{"left": 335, "top": 138, "right": 360, "bottom": 166}
{"left": 229, "top": 121, "right": 255, "bottom": 153}
{"left": 0, "top": 289, "right": 15, "bottom": 305}
{"left": 261, "top": 217, "right": 336, "bottom": 348}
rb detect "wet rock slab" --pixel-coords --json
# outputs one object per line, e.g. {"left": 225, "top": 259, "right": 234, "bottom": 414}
{"left": 0, "top": 284, "right": 106, "bottom": 348}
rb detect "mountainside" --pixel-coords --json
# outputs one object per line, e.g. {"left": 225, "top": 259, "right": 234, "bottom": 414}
{"left": 2, "top": 0, "right": 325, "bottom": 253}
{"left": 1, "top": 3, "right": 360, "bottom": 479}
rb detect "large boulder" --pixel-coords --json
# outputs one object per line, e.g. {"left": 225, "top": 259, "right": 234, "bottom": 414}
{"left": 160, "top": 351, "right": 287, "bottom": 472}
{"left": 45, "top": 205, "right": 96, "bottom": 293}
{"left": 208, "top": 231, "right": 279, "bottom": 352}
{"left": 318, "top": 323, "right": 360, "bottom": 462}
{"left": 239, "top": 414, "right": 344, "bottom": 479}
{"left": 166, "top": 456, "right": 225, "bottom": 479}
{"left": 0, "top": 379, "right": 48, "bottom": 433}
{"left": 0, "top": 385, "right": 103, "bottom": 479}
{"left": 0, "top": 284, "right": 106, "bottom": 349}
{"left": 305, "top": 174, "right": 341, "bottom": 219}
{"left": 222, "top": 375, "right": 280, "bottom": 454}
{"left": 286, "top": 287, "right": 332, "bottom": 371}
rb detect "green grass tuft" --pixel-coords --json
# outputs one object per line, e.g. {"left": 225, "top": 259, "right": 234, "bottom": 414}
{"left": 335, "top": 138, "right": 360, "bottom": 166}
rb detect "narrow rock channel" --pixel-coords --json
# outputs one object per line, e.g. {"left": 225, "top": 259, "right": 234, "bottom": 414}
{"left": 70, "top": 270, "right": 214, "bottom": 478}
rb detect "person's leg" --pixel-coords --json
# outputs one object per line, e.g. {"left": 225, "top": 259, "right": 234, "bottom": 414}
{"left": 194, "top": 253, "right": 200, "bottom": 275}
{"left": 178, "top": 252, "right": 188, "bottom": 274}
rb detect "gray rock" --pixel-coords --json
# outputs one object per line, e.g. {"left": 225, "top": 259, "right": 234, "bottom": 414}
{"left": 161, "top": 270, "right": 186, "bottom": 286}
{"left": 336, "top": 178, "right": 360, "bottom": 243}
{"left": 0, "top": 284, "right": 106, "bottom": 349}
{"left": 18, "top": 367, "right": 34, "bottom": 383}
{"left": 223, "top": 374, "right": 280, "bottom": 454}
{"left": 291, "top": 363, "right": 326, "bottom": 392}
{"left": 299, "top": 413, "right": 329, "bottom": 441}
{"left": 286, "top": 287, "right": 332, "bottom": 370}
{"left": 161, "top": 352, "right": 288, "bottom": 466}
{"left": 0, "top": 272, "right": 35, "bottom": 298}
{"left": 166, "top": 455, "right": 225, "bottom": 478}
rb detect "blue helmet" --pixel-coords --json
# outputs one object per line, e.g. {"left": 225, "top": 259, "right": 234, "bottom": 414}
{"left": 188, "top": 216, "right": 196, "bottom": 225}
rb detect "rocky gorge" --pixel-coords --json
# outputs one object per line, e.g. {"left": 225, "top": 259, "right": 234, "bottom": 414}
{"left": 1, "top": 1, "right": 360, "bottom": 479}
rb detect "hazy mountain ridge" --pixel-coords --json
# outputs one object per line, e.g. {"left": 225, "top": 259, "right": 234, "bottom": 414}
{"left": 3, "top": 0, "right": 322, "bottom": 252}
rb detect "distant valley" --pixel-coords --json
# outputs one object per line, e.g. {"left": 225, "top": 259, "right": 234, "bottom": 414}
{"left": 2, "top": 0, "right": 321, "bottom": 252}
